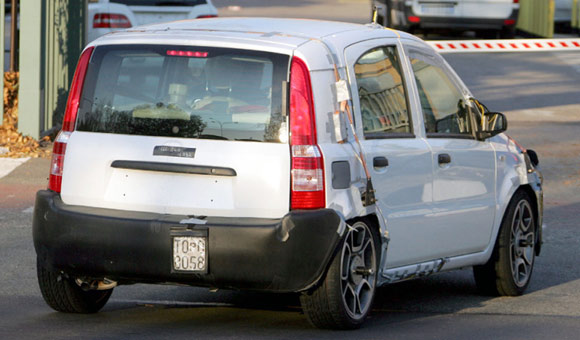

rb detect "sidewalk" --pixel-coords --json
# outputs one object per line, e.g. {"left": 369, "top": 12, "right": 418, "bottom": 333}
{"left": 0, "top": 157, "right": 30, "bottom": 180}
{"left": 0, "top": 157, "right": 49, "bottom": 210}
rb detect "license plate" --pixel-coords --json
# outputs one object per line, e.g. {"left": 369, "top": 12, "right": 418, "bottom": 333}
{"left": 420, "top": 3, "right": 455, "bottom": 15}
{"left": 172, "top": 236, "right": 207, "bottom": 272}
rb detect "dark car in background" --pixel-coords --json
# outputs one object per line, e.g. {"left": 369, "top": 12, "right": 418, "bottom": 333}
{"left": 372, "top": 0, "right": 519, "bottom": 38}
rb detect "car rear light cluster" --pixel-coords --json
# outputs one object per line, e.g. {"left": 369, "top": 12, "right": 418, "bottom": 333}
{"left": 408, "top": 16, "right": 421, "bottom": 23}
{"left": 166, "top": 50, "right": 208, "bottom": 58}
{"left": 48, "top": 47, "right": 94, "bottom": 193}
{"left": 196, "top": 14, "right": 217, "bottom": 19}
{"left": 289, "top": 57, "right": 325, "bottom": 210}
{"left": 93, "top": 13, "right": 132, "bottom": 28}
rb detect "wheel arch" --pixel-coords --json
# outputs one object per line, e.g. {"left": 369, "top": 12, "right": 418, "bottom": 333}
{"left": 305, "top": 213, "right": 383, "bottom": 293}
{"left": 492, "top": 185, "right": 542, "bottom": 259}
{"left": 518, "top": 184, "right": 542, "bottom": 256}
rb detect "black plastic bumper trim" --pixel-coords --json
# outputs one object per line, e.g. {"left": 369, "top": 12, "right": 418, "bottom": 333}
{"left": 33, "top": 190, "right": 343, "bottom": 293}
{"left": 111, "top": 160, "right": 237, "bottom": 177}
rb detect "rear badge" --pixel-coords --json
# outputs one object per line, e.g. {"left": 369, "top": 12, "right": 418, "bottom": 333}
{"left": 153, "top": 146, "right": 196, "bottom": 158}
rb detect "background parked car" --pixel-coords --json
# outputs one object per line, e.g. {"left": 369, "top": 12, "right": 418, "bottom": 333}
{"left": 88, "top": 0, "right": 218, "bottom": 42}
{"left": 371, "top": 0, "right": 519, "bottom": 38}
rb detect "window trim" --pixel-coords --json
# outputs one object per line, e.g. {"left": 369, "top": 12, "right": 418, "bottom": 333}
{"left": 426, "top": 132, "right": 475, "bottom": 140}
{"left": 352, "top": 44, "right": 415, "bottom": 140}
{"left": 365, "top": 132, "right": 415, "bottom": 140}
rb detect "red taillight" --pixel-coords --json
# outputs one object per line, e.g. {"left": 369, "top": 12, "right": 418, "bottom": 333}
{"left": 504, "top": 19, "right": 516, "bottom": 26}
{"left": 408, "top": 16, "right": 420, "bottom": 23}
{"left": 93, "top": 13, "right": 132, "bottom": 28}
{"left": 289, "top": 57, "right": 325, "bottom": 210}
{"left": 48, "top": 47, "right": 94, "bottom": 192}
{"left": 196, "top": 14, "right": 217, "bottom": 19}
{"left": 48, "top": 132, "right": 71, "bottom": 192}
{"left": 513, "top": 0, "right": 519, "bottom": 3}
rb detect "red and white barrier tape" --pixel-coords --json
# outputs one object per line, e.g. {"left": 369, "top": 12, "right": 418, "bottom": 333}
{"left": 426, "top": 39, "right": 580, "bottom": 53}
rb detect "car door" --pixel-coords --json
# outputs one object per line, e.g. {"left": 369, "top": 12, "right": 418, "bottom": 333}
{"left": 345, "top": 39, "right": 437, "bottom": 269}
{"left": 403, "top": 42, "right": 497, "bottom": 258}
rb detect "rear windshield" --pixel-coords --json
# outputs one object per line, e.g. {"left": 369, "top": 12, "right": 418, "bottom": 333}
{"left": 110, "top": 1, "right": 207, "bottom": 6}
{"left": 77, "top": 45, "right": 289, "bottom": 142}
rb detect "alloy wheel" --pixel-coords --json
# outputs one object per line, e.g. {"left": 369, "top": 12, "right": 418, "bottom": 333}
{"left": 510, "top": 200, "right": 535, "bottom": 288}
{"left": 340, "top": 222, "right": 377, "bottom": 320}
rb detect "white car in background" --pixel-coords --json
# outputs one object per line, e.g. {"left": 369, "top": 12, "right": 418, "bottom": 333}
{"left": 554, "top": 0, "right": 572, "bottom": 24}
{"left": 372, "top": 0, "right": 519, "bottom": 38}
{"left": 34, "top": 18, "right": 543, "bottom": 329}
{"left": 87, "top": 0, "right": 218, "bottom": 42}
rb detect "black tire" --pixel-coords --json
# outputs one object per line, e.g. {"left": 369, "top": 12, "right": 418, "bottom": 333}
{"left": 500, "top": 26, "right": 516, "bottom": 39}
{"left": 37, "top": 258, "right": 113, "bottom": 313}
{"left": 477, "top": 29, "right": 498, "bottom": 39}
{"left": 473, "top": 191, "right": 536, "bottom": 296}
{"left": 300, "top": 219, "right": 380, "bottom": 329}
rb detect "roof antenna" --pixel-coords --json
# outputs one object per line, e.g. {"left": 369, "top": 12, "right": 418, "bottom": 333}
{"left": 372, "top": 4, "right": 383, "bottom": 24}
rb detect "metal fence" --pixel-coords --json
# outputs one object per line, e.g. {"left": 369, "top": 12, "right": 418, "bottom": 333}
{"left": 15, "top": 0, "right": 86, "bottom": 139}
{"left": 573, "top": 0, "right": 580, "bottom": 30}
{"left": 517, "top": 0, "right": 555, "bottom": 38}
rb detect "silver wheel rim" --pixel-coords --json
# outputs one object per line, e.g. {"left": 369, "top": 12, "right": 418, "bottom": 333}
{"left": 510, "top": 200, "right": 535, "bottom": 288}
{"left": 340, "top": 222, "right": 377, "bottom": 320}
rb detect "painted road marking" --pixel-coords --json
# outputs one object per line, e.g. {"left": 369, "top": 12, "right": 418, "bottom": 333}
{"left": 553, "top": 51, "right": 580, "bottom": 74}
{"left": 0, "top": 158, "right": 30, "bottom": 179}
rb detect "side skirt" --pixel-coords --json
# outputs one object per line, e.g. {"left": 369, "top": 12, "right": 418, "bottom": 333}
{"left": 378, "top": 251, "right": 491, "bottom": 286}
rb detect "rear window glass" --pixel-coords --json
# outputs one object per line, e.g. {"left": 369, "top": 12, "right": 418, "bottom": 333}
{"left": 77, "top": 45, "right": 289, "bottom": 142}
{"left": 110, "top": 1, "right": 207, "bottom": 6}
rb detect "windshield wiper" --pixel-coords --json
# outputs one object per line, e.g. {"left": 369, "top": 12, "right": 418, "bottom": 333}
{"left": 235, "top": 138, "right": 262, "bottom": 142}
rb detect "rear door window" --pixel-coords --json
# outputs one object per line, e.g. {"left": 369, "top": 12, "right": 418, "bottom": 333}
{"left": 354, "top": 46, "right": 412, "bottom": 139}
{"left": 77, "top": 45, "right": 289, "bottom": 142}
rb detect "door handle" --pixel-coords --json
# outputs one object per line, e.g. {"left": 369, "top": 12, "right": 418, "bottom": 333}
{"left": 438, "top": 153, "right": 451, "bottom": 165}
{"left": 373, "top": 156, "right": 389, "bottom": 168}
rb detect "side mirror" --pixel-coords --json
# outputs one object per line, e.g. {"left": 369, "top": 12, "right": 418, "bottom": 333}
{"left": 526, "top": 149, "right": 539, "bottom": 166}
{"left": 477, "top": 111, "right": 507, "bottom": 140}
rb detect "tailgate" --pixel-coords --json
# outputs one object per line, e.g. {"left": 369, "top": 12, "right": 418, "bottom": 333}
{"left": 413, "top": 0, "right": 462, "bottom": 18}
{"left": 460, "top": 0, "right": 515, "bottom": 19}
{"left": 413, "top": 0, "right": 515, "bottom": 19}
{"left": 128, "top": 6, "right": 194, "bottom": 25}
{"left": 61, "top": 133, "right": 290, "bottom": 218}
{"left": 62, "top": 44, "right": 291, "bottom": 219}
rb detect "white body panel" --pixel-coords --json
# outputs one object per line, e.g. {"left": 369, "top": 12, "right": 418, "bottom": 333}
{"left": 411, "top": 0, "right": 516, "bottom": 19}
{"left": 427, "top": 138, "right": 496, "bottom": 256}
{"left": 61, "top": 132, "right": 290, "bottom": 218}
{"left": 87, "top": 0, "right": 218, "bottom": 42}
{"left": 555, "top": 0, "right": 573, "bottom": 22}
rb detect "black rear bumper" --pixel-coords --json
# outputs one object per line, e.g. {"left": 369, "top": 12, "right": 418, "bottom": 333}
{"left": 415, "top": 16, "right": 517, "bottom": 31}
{"left": 33, "top": 190, "right": 344, "bottom": 293}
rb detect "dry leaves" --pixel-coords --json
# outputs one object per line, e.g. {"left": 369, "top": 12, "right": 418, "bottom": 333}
{"left": 0, "top": 72, "right": 52, "bottom": 158}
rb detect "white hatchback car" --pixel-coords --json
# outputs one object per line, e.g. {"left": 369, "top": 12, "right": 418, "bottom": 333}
{"left": 33, "top": 18, "right": 543, "bottom": 329}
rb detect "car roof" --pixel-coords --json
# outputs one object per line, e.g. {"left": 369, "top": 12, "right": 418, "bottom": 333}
{"left": 141, "top": 17, "right": 395, "bottom": 40}
{"left": 91, "top": 17, "right": 422, "bottom": 54}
